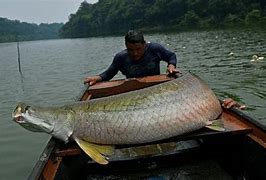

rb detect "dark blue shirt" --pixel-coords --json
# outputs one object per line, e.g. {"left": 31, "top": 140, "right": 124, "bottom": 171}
{"left": 99, "top": 42, "right": 178, "bottom": 81}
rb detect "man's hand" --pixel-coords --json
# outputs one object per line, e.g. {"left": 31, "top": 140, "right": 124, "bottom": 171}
{"left": 222, "top": 98, "right": 246, "bottom": 109}
{"left": 167, "top": 64, "right": 181, "bottom": 74}
{"left": 84, "top": 75, "right": 102, "bottom": 86}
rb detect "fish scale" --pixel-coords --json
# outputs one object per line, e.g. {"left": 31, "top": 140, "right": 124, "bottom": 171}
{"left": 13, "top": 73, "right": 222, "bottom": 145}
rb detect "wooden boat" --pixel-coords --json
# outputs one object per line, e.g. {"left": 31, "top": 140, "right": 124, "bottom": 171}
{"left": 28, "top": 74, "right": 266, "bottom": 180}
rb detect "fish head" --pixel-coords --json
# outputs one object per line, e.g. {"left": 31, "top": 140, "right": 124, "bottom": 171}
{"left": 12, "top": 103, "right": 54, "bottom": 133}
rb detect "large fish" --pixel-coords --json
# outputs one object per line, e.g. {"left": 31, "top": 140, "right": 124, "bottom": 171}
{"left": 12, "top": 73, "right": 223, "bottom": 164}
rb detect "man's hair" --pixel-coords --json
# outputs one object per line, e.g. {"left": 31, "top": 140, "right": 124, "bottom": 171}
{"left": 125, "top": 30, "right": 145, "bottom": 44}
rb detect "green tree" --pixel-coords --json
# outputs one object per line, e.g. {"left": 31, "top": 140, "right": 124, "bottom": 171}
{"left": 0, "top": 17, "right": 63, "bottom": 43}
{"left": 180, "top": 10, "right": 200, "bottom": 29}
{"left": 245, "top": 9, "right": 262, "bottom": 27}
{"left": 224, "top": 14, "right": 244, "bottom": 27}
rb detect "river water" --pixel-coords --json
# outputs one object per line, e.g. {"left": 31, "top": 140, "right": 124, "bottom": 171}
{"left": 0, "top": 30, "right": 265, "bottom": 179}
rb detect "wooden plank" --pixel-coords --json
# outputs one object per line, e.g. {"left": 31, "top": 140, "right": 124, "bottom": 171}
{"left": 225, "top": 107, "right": 266, "bottom": 148}
{"left": 54, "top": 146, "right": 81, "bottom": 157}
{"left": 41, "top": 156, "right": 62, "bottom": 180}
{"left": 28, "top": 138, "right": 57, "bottom": 180}
{"left": 221, "top": 111, "right": 252, "bottom": 134}
{"left": 85, "top": 74, "right": 172, "bottom": 99}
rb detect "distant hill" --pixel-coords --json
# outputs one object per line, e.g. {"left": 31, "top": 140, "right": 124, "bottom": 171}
{"left": 60, "top": 0, "right": 266, "bottom": 38}
{"left": 0, "top": 17, "right": 64, "bottom": 43}
{"left": 1, "top": 0, "right": 265, "bottom": 43}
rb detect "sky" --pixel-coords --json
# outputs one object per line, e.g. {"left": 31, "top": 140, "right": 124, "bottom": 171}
{"left": 0, "top": 0, "right": 98, "bottom": 24}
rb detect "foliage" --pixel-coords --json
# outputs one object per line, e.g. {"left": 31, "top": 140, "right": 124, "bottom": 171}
{"left": 60, "top": 0, "right": 266, "bottom": 38}
{"left": 245, "top": 9, "right": 262, "bottom": 26}
{"left": 0, "top": 17, "right": 63, "bottom": 43}
{"left": 1, "top": 0, "right": 266, "bottom": 42}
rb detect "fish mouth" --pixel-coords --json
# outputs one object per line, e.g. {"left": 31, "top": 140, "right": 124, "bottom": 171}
{"left": 12, "top": 111, "right": 25, "bottom": 123}
{"left": 12, "top": 104, "right": 30, "bottom": 124}
{"left": 13, "top": 115, "right": 25, "bottom": 123}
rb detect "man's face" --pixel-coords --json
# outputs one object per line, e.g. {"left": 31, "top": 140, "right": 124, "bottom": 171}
{"left": 126, "top": 42, "right": 146, "bottom": 61}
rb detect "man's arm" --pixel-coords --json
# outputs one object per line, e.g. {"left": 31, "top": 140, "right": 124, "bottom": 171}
{"left": 84, "top": 75, "right": 102, "bottom": 85}
{"left": 164, "top": 51, "right": 181, "bottom": 74}
{"left": 99, "top": 57, "right": 120, "bottom": 81}
{"left": 84, "top": 57, "right": 120, "bottom": 85}
{"left": 152, "top": 43, "right": 181, "bottom": 74}
{"left": 167, "top": 64, "right": 180, "bottom": 74}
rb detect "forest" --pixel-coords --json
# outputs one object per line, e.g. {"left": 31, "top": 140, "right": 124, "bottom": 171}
{"left": 0, "top": 17, "right": 63, "bottom": 43}
{"left": 1, "top": 0, "right": 265, "bottom": 42}
{"left": 60, "top": 0, "right": 266, "bottom": 38}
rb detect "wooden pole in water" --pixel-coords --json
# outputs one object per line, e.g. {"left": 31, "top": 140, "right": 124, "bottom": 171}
{"left": 17, "top": 41, "right": 22, "bottom": 74}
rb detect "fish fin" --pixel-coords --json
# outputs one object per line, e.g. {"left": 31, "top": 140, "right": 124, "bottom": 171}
{"left": 205, "top": 119, "right": 225, "bottom": 131}
{"left": 95, "top": 143, "right": 114, "bottom": 156}
{"left": 74, "top": 137, "right": 114, "bottom": 165}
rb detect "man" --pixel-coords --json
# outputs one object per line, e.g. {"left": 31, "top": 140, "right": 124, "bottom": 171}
{"left": 84, "top": 30, "right": 180, "bottom": 85}
{"left": 84, "top": 30, "right": 245, "bottom": 110}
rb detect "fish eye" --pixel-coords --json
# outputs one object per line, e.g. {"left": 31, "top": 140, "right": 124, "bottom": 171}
{"left": 25, "top": 106, "right": 30, "bottom": 111}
